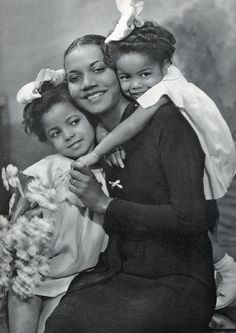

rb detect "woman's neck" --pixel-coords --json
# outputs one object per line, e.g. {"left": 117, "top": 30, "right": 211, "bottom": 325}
{"left": 100, "top": 95, "right": 130, "bottom": 131}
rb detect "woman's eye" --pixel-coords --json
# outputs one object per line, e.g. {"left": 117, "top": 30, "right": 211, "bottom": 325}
{"left": 93, "top": 66, "right": 105, "bottom": 73}
{"left": 69, "top": 74, "right": 80, "bottom": 83}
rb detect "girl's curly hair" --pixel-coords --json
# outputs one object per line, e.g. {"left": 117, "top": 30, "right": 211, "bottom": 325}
{"left": 104, "top": 21, "right": 176, "bottom": 69}
{"left": 22, "top": 82, "right": 97, "bottom": 142}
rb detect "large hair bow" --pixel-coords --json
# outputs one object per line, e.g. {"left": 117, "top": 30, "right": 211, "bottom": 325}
{"left": 16, "top": 69, "right": 65, "bottom": 105}
{"left": 105, "top": 0, "right": 144, "bottom": 43}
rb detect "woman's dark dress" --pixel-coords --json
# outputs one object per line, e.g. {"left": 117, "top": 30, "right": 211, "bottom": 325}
{"left": 45, "top": 102, "right": 216, "bottom": 333}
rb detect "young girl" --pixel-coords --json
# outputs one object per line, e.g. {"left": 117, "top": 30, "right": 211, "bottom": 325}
{"left": 6, "top": 82, "right": 108, "bottom": 333}
{"left": 75, "top": 19, "right": 236, "bottom": 309}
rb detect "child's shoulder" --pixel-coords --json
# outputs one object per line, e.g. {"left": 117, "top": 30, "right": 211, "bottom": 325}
{"left": 23, "top": 154, "right": 72, "bottom": 187}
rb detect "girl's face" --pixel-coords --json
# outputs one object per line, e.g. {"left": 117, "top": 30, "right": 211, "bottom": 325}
{"left": 116, "top": 52, "right": 165, "bottom": 100}
{"left": 42, "top": 102, "right": 95, "bottom": 159}
{"left": 65, "top": 44, "right": 122, "bottom": 116}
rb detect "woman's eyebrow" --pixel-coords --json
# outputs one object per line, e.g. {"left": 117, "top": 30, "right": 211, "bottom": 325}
{"left": 68, "top": 61, "right": 101, "bottom": 74}
{"left": 67, "top": 70, "right": 79, "bottom": 74}
{"left": 89, "top": 60, "right": 101, "bottom": 67}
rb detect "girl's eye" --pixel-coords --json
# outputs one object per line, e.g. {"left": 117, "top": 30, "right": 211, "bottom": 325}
{"left": 50, "top": 131, "right": 60, "bottom": 138}
{"left": 118, "top": 74, "right": 130, "bottom": 81}
{"left": 141, "top": 72, "right": 151, "bottom": 78}
{"left": 70, "top": 119, "right": 80, "bottom": 126}
{"left": 69, "top": 74, "right": 81, "bottom": 83}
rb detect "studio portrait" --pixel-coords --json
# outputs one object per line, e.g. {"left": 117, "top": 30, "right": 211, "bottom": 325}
{"left": 0, "top": 0, "right": 236, "bottom": 332}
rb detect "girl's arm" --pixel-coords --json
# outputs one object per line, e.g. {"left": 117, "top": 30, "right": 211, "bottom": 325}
{"left": 70, "top": 108, "right": 207, "bottom": 236}
{"left": 103, "top": 110, "right": 207, "bottom": 236}
{"left": 78, "top": 96, "right": 168, "bottom": 166}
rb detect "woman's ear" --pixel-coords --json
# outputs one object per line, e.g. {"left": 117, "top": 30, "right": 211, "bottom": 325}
{"left": 162, "top": 60, "right": 170, "bottom": 76}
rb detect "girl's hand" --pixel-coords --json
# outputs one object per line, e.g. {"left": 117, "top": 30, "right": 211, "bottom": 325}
{"left": 69, "top": 162, "right": 112, "bottom": 213}
{"left": 105, "top": 147, "right": 126, "bottom": 168}
{"left": 34, "top": 68, "right": 65, "bottom": 90}
{"left": 77, "top": 152, "right": 100, "bottom": 167}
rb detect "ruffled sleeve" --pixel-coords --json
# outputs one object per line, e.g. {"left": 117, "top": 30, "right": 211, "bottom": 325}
{"left": 137, "top": 66, "right": 236, "bottom": 199}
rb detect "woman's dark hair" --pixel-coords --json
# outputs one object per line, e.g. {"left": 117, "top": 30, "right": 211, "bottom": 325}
{"left": 22, "top": 82, "right": 97, "bottom": 142}
{"left": 64, "top": 34, "right": 108, "bottom": 65}
{"left": 104, "top": 21, "right": 176, "bottom": 68}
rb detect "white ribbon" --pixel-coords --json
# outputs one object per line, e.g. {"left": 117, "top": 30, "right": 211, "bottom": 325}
{"left": 105, "top": 0, "right": 144, "bottom": 44}
{"left": 16, "top": 69, "right": 66, "bottom": 105}
{"left": 109, "top": 179, "right": 123, "bottom": 189}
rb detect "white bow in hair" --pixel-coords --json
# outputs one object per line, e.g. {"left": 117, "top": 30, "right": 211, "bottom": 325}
{"left": 105, "top": 0, "right": 144, "bottom": 44}
{"left": 16, "top": 82, "right": 41, "bottom": 105}
{"left": 16, "top": 69, "right": 66, "bottom": 105}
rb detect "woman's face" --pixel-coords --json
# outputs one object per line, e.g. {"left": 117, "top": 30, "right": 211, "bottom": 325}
{"left": 65, "top": 44, "right": 122, "bottom": 116}
{"left": 42, "top": 102, "right": 95, "bottom": 160}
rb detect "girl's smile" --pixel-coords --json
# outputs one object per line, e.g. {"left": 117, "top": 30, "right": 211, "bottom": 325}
{"left": 116, "top": 52, "right": 165, "bottom": 100}
{"left": 42, "top": 102, "right": 95, "bottom": 159}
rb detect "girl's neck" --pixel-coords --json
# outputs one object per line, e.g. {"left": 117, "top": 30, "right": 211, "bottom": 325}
{"left": 100, "top": 95, "right": 130, "bottom": 131}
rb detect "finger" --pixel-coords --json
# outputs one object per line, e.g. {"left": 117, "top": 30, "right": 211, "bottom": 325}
{"left": 116, "top": 155, "right": 125, "bottom": 168}
{"left": 104, "top": 158, "right": 112, "bottom": 167}
{"left": 114, "top": 150, "right": 125, "bottom": 168}
{"left": 112, "top": 153, "right": 122, "bottom": 168}
{"left": 70, "top": 169, "right": 88, "bottom": 182}
{"left": 109, "top": 154, "right": 117, "bottom": 166}
{"left": 68, "top": 183, "right": 84, "bottom": 197}
{"left": 120, "top": 149, "right": 126, "bottom": 160}
{"left": 71, "top": 161, "right": 93, "bottom": 176}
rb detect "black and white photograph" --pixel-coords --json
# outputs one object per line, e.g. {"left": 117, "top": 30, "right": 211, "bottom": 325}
{"left": 0, "top": 0, "right": 236, "bottom": 332}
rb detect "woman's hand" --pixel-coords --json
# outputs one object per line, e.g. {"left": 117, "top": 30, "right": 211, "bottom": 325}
{"left": 105, "top": 147, "right": 126, "bottom": 168}
{"left": 69, "top": 162, "right": 113, "bottom": 213}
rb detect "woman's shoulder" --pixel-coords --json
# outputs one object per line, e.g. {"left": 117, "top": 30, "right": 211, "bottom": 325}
{"left": 151, "top": 101, "right": 197, "bottom": 138}
{"left": 151, "top": 101, "right": 184, "bottom": 127}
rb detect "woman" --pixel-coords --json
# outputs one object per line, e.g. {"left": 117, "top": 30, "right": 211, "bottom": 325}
{"left": 43, "top": 34, "right": 216, "bottom": 332}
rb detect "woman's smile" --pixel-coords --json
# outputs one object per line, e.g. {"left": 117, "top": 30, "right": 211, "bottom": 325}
{"left": 85, "top": 90, "right": 107, "bottom": 103}
{"left": 65, "top": 44, "right": 122, "bottom": 116}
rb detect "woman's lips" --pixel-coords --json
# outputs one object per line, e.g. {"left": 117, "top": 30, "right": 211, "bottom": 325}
{"left": 87, "top": 91, "right": 105, "bottom": 102}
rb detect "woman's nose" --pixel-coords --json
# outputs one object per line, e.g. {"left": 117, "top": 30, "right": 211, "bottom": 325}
{"left": 81, "top": 73, "right": 97, "bottom": 90}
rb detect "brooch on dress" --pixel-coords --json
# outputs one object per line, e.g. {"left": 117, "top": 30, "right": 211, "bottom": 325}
{"left": 109, "top": 179, "right": 123, "bottom": 189}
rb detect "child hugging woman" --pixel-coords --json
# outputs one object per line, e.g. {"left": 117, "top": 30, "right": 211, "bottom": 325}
{"left": 4, "top": 82, "right": 108, "bottom": 333}
{"left": 77, "top": 18, "right": 236, "bottom": 311}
